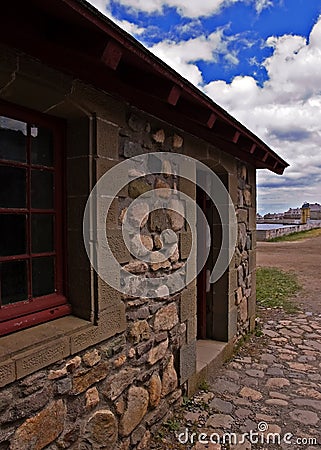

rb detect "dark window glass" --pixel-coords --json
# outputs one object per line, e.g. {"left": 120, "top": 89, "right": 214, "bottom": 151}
{"left": 0, "top": 166, "right": 26, "bottom": 208}
{"left": 0, "top": 214, "right": 26, "bottom": 256}
{"left": 32, "top": 256, "right": 55, "bottom": 297}
{"left": 31, "top": 170, "right": 53, "bottom": 209}
{"left": 31, "top": 127, "right": 53, "bottom": 167}
{"left": 0, "top": 116, "right": 27, "bottom": 163}
{"left": 1, "top": 260, "right": 28, "bottom": 304}
{"left": 31, "top": 214, "right": 54, "bottom": 253}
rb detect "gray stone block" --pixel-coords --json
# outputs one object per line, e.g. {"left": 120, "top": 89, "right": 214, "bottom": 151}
{"left": 179, "top": 340, "right": 196, "bottom": 384}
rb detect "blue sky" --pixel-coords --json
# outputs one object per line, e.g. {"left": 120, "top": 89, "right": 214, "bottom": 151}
{"left": 89, "top": 0, "right": 321, "bottom": 215}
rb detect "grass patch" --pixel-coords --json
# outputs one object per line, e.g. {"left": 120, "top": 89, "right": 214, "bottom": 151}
{"left": 268, "top": 227, "right": 321, "bottom": 242}
{"left": 198, "top": 379, "right": 210, "bottom": 391}
{"left": 256, "top": 267, "right": 300, "bottom": 313}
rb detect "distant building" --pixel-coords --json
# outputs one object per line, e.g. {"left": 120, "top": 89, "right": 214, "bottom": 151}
{"left": 309, "top": 203, "right": 321, "bottom": 220}
{"left": 260, "top": 202, "right": 321, "bottom": 225}
{"left": 263, "top": 212, "right": 283, "bottom": 221}
{"left": 283, "top": 207, "right": 301, "bottom": 221}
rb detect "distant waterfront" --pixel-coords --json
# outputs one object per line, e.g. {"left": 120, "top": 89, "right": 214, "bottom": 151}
{"left": 257, "top": 223, "right": 297, "bottom": 230}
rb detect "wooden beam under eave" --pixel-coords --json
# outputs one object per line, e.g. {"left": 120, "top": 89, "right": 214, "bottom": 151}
{"left": 167, "top": 85, "right": 181, "bottom": 106}
{"left": 207, "top": 112, "right": 217, "bottom": 129}
{"left": 101, "top": 40, "right": 123, "bottom": 70}
{"left": 262, "top": 151, "right": 269, "bottom": 162}
{"left": 232, "top": 131, "right": 241, "bottom": 144}
{"left": 250, "top": 143, "right": 257, "bottom": 154}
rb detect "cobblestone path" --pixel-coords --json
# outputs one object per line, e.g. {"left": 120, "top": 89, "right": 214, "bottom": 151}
{"left": 150, "top": 308, "right": 321, "bottom": 450}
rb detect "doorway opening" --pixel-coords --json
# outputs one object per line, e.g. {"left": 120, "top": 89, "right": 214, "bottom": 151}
{"left": 196, "top": 169, "right": 229, "bottom": 342}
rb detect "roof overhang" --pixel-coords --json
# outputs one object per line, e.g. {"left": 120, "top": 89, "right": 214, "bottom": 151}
{"left": 0, "top": 0, "right": 289, "bottom": 174}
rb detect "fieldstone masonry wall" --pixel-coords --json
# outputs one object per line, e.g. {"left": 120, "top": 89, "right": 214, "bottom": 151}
{"left": 235, "top": 162, "right": 257, "bottom": 337}
{"left": 0, "top": 46, "right": 256, "bottom": 449}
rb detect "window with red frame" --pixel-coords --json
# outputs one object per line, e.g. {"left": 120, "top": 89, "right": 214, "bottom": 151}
{"left": 0, "top": 103, "right": 70, "bottom": 336}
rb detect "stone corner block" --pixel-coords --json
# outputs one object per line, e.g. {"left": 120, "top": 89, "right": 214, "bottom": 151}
{"left": 106, "top": 229, "right": 131, "bottom": 264}
{"left": 96, "top": 117, "right": 120, "bottom": 159}
{"left": 179, "top": 231, "right": 192, "bottom": 260}
{"left": 179, "top": 340, "right": 196, "bottom": 384}
{"left": 228, "top": 307, "right": 238, "bottom": 341}
{"left": 180, "top": 287, "right": 196, "bottom": 322}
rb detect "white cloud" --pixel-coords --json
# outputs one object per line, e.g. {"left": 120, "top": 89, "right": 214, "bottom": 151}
{"left": 149, "top": 29, "right": 237, "bottom": 86}
{"left": 255, "top": 0, "right": 273, "bottom": 14}
{"left": 111, "top": 0, "right": 239, "bottom": 18}
{"left": 97, "top": 0, "right": 273, "bottom": 18}
{"left": 87, "top": 0, "right": 321, "bottom": 213}
{"left": 86, "top": 0, "right": 145, "bottom": 35}
{"left": 87, "top": 0, "right": 110, "bottom": 15}
{"left": 204, "top": 16, "right": 321, "bottom": 212}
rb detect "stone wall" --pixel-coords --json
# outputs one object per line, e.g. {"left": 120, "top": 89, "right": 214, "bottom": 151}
{"left": 0, "top": 45, "right": 256, "bottom": 449}
{"left": 0, "top": 324, "right": 183, "bottom": 450}
{"left": 235, "top": 162, "right": 257, "bottom": 337}
{"left": 257, "top": 221, "right": 321, "bottom": 241}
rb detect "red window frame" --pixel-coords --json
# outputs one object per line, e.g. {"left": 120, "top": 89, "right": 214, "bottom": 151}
{"left": 0, "top": 100, "right": 71, "bottom": 336}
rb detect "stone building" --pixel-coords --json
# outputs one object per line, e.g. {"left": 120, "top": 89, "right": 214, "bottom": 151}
{"left": 309, "top": 203, "right": 321, "bottom": 220}
{"left": 0, "top": 1, "right": 288, "bottom": 448}
{"left": 283, "top": 207, "right": 301, "bottom": 221}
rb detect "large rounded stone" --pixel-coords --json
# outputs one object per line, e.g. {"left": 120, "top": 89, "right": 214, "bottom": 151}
{"left": 148, "top": 373, "right": 162, "bottom": 407}
{"left": 172, "top": 134, "right": 183, "bottom": 148}
{"left": 162, "top": 160, "right": 172, "bottom": 177}
{"left": 148, "top": 339, "right": 169, "bottom": 365}
{"left": 150, "top": 252, "right": 171, "bottom": 271}
{"left": 10, "top": 400, "right": 66, "bottom": 450}
{"left": 128, "top": 180, "right": 152, "bottom": 199}
{"left": 119, "top": 387, "right": 149, "bottom": 436}
{"left": 152, "top": 129, "right": 165, "bottom": 143}
{"left": 155, "top": 178, "right": 171, "bottom": 198}
{"left": 238, "top": 223, "right": 247, "bottom": 251}
{"left": 240, "top": 297, "right": 248, "bottom": 322}
{"left": 167, "top": 199, "right": 185, "bottom": 231}
{"left": 85, "top": 409, "right": 118, "bottom": 449}
{"left": 243, "top": 188, "right": 252, "bottom": 206}
{"left": 128, "top": 202, "right": 149, "bottom": 228}
{"left": 169, "top": 243, "right": 179, "bottom": 262}
{"left": 129, "top": 320, "right": 151, "bottom": 344}
{"left": 130, "top": 234, "right": 153, "bottom": 257}
{"left": 154, "top": 303, "right": 179, "bottom": 332}
{"left": 123, "top": 260, "right": 149, "bottom": 274}
{"left": 161, "top": 355, "right": 178, "bottom": 397}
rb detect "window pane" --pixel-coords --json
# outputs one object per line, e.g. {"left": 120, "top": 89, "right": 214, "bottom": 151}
{"left": 0, "top": 116, "right": 27, "bottom": 163}
{"left": 31, "top": 127, "right": 53, "bottom": 167}
{"left": 31, "top": 170, "right": 53, "bottom": 209}
{"left": 0, "top": 166, "right": 26, "bottom": 208}
{"left": 1, "top": 260, "right": 28, "bottom": 305}
{"left": 32, "top": 257, "right": 55, "bottom": 297}
{"left": 0, "top": 214, "right": 26, "bottom": 256}
{"left": 31, "top": 214, "right": 54, "bottom": 253}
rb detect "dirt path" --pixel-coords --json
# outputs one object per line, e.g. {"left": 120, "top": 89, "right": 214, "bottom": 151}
{"left": 257, "top": 235, "right": 321, "bottom": 314}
